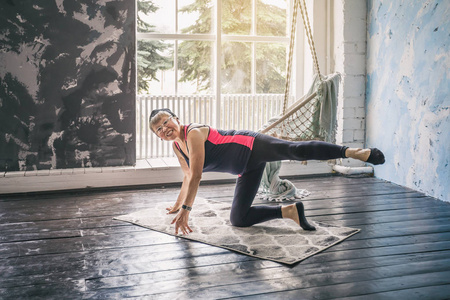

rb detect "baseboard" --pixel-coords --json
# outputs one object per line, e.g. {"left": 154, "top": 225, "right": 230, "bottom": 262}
{"left": 0, "top": 160, "right": 334, "bottom": 195}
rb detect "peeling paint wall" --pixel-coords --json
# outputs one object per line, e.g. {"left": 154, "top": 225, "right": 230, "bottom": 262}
{"left": 0, "top": 0, "right": 136, "bottom": 171}
{"left": 366, "top": 0, "right": 449, "bottom": 201}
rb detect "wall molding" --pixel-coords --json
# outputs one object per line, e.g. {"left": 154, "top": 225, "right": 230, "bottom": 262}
{"left": 0, "top": 160, "right": 337, "bottom": 195}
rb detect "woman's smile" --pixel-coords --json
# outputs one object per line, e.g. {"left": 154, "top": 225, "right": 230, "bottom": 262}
{"left": 165, "top": 128, "right": 174, "bottom": 138}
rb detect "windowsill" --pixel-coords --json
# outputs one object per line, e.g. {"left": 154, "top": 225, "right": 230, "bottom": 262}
{"left": 0, "top": 159, "right": 337, "bottom": 195}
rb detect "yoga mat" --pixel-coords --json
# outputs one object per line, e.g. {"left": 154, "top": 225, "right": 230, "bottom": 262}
{"left": 114, "top": 198, "right": 360, "bottom": 265}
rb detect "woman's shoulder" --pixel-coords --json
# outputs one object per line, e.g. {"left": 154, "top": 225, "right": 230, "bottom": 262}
{"left": 186, "top": 123, "right": 210, "bottom": 140}
{"left": 187, "top": 123, "right": 210, "bottom": 131}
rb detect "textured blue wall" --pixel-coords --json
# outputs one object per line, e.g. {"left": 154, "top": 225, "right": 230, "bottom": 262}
{"left": 366, "top": 0, "right": 449, "bottom": 201}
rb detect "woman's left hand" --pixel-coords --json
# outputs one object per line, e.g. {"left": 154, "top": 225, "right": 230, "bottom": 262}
{"left": 171, "top": 209, "right": 193, "bottom": 235}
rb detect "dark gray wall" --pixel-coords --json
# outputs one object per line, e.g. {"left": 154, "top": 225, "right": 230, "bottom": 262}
{"left": 0, "top": 0, "right": 136, "bottom": 171}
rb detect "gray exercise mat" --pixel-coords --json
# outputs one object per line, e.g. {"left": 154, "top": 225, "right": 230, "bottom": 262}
{"left": 114, "top": 197, "right": 360, "bottom": 265}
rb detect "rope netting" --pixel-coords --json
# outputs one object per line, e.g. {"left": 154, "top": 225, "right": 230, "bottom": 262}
{"left": 261, "top": 92, "right": 323, "bottom": 141}
{"left": 260, "top": 0, "right": 328, "bottom": 142}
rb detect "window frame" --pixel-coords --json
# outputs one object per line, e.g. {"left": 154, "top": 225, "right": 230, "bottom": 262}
{"left": 137, "top": 0, "right": 331, "bottom": 128}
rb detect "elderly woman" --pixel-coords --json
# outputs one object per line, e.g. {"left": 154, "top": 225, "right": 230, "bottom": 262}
{"left": 150, "top": 108, "right": 385, "bottom": 235}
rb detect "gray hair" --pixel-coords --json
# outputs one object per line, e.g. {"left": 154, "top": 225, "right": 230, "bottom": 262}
{"left": 149, "top": 108, "right": 177, "bottom": 133}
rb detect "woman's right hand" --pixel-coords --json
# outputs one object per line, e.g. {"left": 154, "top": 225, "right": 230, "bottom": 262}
{"left": 166, "top": 205, "right": 181, "bottom": 214}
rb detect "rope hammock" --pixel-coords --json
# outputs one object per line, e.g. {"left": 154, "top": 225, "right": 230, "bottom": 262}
{"left": 259, "top": 0, "right": 341, "bottom": 202}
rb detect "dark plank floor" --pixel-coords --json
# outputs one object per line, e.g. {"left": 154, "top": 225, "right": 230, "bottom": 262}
{"left": 1, "top": 175, "right": 450, "bottom": 299}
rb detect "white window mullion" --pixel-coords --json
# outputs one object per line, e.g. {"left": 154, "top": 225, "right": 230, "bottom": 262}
{"left": 137, "top": 33, "right": 215, "bottom": 40}
{"left": 221, "top": 35, "right": 288, "bottom": 43}
{"left": 312, "top": 0, "right": 326, "bottom": 78}
{"left": 252, "top": 0, "right": 256, "bottom": 35}
{"left": 295, "top": 0, "right": 305, "bottom": 101}
{"left": 252, "top": 42, "right": 256, "bottom": 94}
{"left": 287, "top": 0, "right": 292, "bottom": 40}
{"left": 174, "top": 0, "right": 179, "bottom": 95}
{"left": 175, "top": 0, "right": 178, "bottom": 33}
{"left": 326, "top": 0, "right": 332, "bottom": 74}
{"left": 174, "top": 40, "right": 178, "bottom": 95}
{"left": 251, "top": 0, "right": 256, "bottom": 94}
{"left": 215, "top": 0, "right": 222, "bottom": 128}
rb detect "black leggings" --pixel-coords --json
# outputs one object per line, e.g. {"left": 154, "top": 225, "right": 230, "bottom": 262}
{"left": 229, "top": 134, "right": 348, "bottom": 227}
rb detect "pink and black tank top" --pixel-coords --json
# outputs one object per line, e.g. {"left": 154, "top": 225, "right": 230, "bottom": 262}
{"left": 174, "top": 124, "right": 258, "bottom": 175}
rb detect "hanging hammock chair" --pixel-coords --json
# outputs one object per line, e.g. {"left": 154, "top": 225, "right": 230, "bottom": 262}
{"left": 258, "top": 0, "right": 341, "bottom": 202}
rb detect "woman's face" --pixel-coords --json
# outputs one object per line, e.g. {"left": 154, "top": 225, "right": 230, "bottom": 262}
{"left": 152, "top": 114, "right": 180, "bottom": 141}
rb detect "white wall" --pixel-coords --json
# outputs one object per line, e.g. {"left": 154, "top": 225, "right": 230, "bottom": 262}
{"left": 333, "top": 0, "right": 367, "bottom": 166}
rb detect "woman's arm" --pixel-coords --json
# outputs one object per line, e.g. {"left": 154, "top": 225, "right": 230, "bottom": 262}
{"left": 166, "top": 143, "right": 191, "bottom": 214}
{"left": 171, "top": 128, "right": 207, "bottom": 235}
{"left": 180, "top": 129, "right": 205, "bottom": 208}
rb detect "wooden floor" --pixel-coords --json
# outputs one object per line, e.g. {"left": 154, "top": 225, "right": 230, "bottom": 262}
{"left": 1, "top": 175, "right": 450, "bottom": 299}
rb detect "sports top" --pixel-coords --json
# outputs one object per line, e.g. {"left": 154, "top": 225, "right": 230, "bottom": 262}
{"left": 174, "top": 124, "right": 258, "bottom": 175}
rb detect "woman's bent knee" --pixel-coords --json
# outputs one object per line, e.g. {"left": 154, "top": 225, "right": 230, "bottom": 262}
{"left": 229, "top": 215, "right": 250, "bottom": 227}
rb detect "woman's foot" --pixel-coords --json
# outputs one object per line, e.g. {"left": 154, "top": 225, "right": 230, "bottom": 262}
{"left": 345, "top": 148, "right": 385, "bottom": 165}
{"left": 366, "top": 148, "right": 385, "bottom": 165}
{"left": 282, "top": 202, "right": 316, "bottom": 231}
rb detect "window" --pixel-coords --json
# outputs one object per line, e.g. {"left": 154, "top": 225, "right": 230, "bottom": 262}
{"left": 136, "top": 0, "right": 331, "bottom": 158}
{"left": 137, "top": 0, "right": 290, "bottom": 95}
